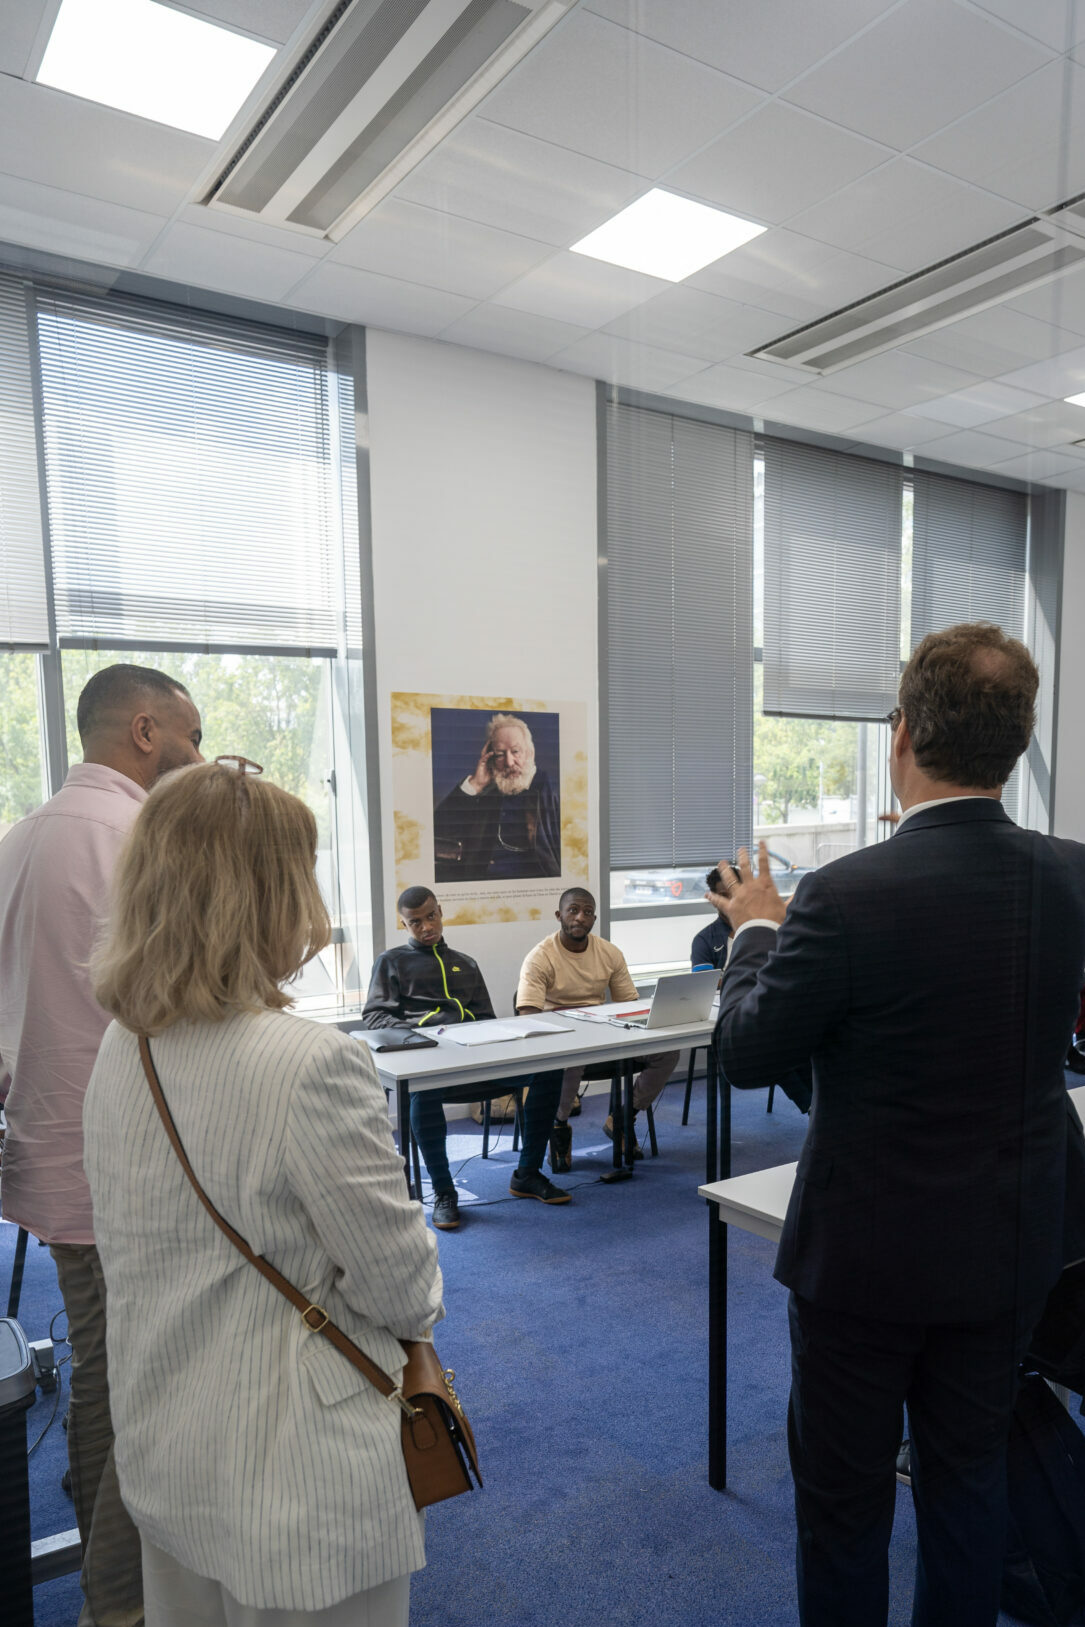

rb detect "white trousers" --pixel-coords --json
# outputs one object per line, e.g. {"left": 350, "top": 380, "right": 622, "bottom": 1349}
{"left": 142, "top": 1539, "right": 411, "bottom": 1627}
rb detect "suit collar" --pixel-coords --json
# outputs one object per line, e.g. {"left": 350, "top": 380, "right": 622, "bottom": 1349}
{"left": 894, "top": 797, "right": 1013, "bottom": 835}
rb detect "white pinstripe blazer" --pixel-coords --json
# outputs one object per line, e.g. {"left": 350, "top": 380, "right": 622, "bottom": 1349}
{"left": 83, "top": 1009, "right": 445, "bottom": 1610}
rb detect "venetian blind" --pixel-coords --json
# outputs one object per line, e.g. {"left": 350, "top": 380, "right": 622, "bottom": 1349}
{"left": 763, "top": 438, "right": 903, "bottom": 720}
{"left": 608, "top": 402, "right": 754, "bottom": 870}
{"left": 911, "top": 470, "right": 1026, "bottom": 645}
{"left": 0, "top": 275, "right": 50, "bottom": 649}
{"left": 34, "top": 288, "right": 340, "bottom": 654}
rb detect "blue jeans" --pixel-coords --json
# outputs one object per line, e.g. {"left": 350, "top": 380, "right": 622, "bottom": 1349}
{"left": 410, "top": 1071, "right": 563, "bottom": 1193}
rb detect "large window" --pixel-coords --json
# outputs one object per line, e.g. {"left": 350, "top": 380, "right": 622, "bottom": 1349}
{"left": 0, "top": 276, "right": 371, "bottom": 1015}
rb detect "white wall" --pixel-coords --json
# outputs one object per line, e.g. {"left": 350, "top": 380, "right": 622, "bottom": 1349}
{"left": 366, "top": 330, "right": 599, "bottom": 1010}
{"left": 1055, "top": 492, "right": 1085, "bottom": 841}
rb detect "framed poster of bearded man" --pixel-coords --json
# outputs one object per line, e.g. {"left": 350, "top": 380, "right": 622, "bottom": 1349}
{"left": 431, "top": 708, "right": 560, "bottom": 883}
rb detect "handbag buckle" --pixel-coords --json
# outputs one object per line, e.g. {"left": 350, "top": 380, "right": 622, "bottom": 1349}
{"left": 388, "top": 1385, "right": 423, "bottom": 1420}
{"left": 301, "top": 1303, "right": 329, "bottom": 1332}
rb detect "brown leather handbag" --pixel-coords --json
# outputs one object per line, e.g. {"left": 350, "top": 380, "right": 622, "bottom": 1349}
{"left": 138, "top": 1036, "right": 481, "bottom": 1510}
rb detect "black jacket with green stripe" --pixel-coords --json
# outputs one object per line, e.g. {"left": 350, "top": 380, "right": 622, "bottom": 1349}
{"left": 361, "top": 938, "right": 495, "bottom": 1029}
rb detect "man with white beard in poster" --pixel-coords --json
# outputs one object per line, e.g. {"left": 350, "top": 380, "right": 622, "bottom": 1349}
{"left": 433, "top": 712, "right": 561, "bottom": 883}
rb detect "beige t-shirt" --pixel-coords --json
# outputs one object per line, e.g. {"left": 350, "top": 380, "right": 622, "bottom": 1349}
{"left": 516, "top": 932, "right": 639, "bottom": 1011}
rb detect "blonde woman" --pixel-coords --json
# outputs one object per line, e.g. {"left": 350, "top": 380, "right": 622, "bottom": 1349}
{"left": 84, "top": 758, "right": 443, "bottom": 1627}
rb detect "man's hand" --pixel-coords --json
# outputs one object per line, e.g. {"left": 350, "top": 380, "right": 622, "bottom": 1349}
{"left": 708, "top": 842, "right": 787, "bottom": 931}
{"left": 464, "top": 746, "right": 494, "bottom": 794}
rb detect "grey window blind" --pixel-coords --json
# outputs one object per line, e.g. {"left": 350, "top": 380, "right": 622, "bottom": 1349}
{"left": 763, "top": 438, "right": 903, "bottom": 720}
{"left": 34, "top": 289, "right": 340, "bottom": 654}
{"left": 0, "top": 275, "right": 50, "bottom": 649}
{"left": 911, "top": 470, "right": 1026, "bottom": 645}
{"left": 607, "top": 402, "right": 753, "bottom": 870}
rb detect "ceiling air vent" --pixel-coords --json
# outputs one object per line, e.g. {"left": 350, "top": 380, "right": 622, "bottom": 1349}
{"left": 750, "top": 220, "right": 1085, "bottom": 375}
{"left": 205, "top": 0, "right": 576, "bottom": 241}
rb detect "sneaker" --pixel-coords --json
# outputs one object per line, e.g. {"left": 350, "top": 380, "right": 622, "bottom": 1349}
{"left": 509, "top": 1169, "right": 571, "bottom": 1204}
{"left": 603, "top": 1113, "right": 643, "bottom": 1160}
{"left": 431, "top": 1190, "right": 460, "bottom": 1230}
{"left": 549, "top": 1119, "right": 573, "bottom": 1173}
{"left": 567, "top": 1094, "right": 583, "bottom": 1117}
{"left": 895, "top": 1440, "right": 912, "bottom": 1486}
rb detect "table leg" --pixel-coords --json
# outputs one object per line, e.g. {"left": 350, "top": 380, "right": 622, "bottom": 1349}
{"left": 398, "top": 1082, "right": 413, "bottom": 1196}
{"left": 706, "top": 1046, "right": 718, "bottom": 1186}
{"left": 624, "top": 1064, "right": 636, "bottom": 1174}
{"left": 708, "top": 1205, "right": 728, "bottom": 1490}
{"left": 716, "top": 1050, "right": 731, "bottom": 1183}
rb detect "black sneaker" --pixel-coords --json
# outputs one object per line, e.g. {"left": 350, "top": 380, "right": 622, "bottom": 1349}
{"left": 549, "top": 1119, "right": 573, "bottom": 1173}
{"left": 895, "top": 1440, "right": 912, "bottom": 1486}
{"left": 432, "top": 1190, "right": 460, "bottom": 1230}
{"left": 568, "top": 1094, "right": 583, "bottom": 1117}
{"left": 509, "top": 1170, "right": 571, "bottom": 1204}
{"left": 603, "top": 1112, "right": 643, "bottom": 1160}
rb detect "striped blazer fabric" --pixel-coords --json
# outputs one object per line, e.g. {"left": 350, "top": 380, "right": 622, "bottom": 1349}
{"left": 84, "top": 1009, "right": 445, "bottom": 1611}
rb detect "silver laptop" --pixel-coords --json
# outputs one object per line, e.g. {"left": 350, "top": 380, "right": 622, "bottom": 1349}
{"left": 616, "top": 969, "right": 719, "bottom": 1029}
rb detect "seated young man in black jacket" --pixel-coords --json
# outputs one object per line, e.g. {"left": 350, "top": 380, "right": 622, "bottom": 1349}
{"left": 362, "top": 885, "right": 568, "bottom": 1230}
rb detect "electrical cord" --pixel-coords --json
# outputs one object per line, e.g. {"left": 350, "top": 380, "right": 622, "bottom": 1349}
{"left": 27, "top": 1353, "right": 71, "bottom": 1458}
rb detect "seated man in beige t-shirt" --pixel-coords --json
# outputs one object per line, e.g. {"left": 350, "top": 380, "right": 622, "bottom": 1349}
{"left": 516, "top": 887, "right": 680, "bottom": 1171}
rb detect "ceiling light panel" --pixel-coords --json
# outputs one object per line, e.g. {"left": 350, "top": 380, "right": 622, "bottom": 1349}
{"left": 571, "top": 189, "right": 766, "bottom": 282}
{"left": 37, "top": 0, "right": 276, "bottom": 141}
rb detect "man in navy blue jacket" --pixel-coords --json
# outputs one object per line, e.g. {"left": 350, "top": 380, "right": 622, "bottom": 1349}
{"left": 714, "top": 622, "right": 1085, "bottom": 1627}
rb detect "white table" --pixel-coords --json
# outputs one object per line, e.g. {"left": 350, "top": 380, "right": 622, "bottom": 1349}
{"left": 357, "top": 1008, "right": 722, "bottom": 1195}
{"left": 697, "top": 1085, "right": 1085, "bottom": 1491}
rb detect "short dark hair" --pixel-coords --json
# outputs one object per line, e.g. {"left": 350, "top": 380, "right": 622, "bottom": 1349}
{"left": 558, "top": 886, "right": 595, "bottom": 910}
{"left": 76, "top": 664, "right": 189, "bottom": 743}
{"left": 898, "top": 622, "right": 1038, "bottom": 788}
{"left": 397, "top": 885, "right": 437, "bottom": 914}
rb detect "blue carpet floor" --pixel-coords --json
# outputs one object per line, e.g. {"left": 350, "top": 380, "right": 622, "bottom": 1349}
{"left": 5, "top": 1075, "right": 1074, "bottom": 1625}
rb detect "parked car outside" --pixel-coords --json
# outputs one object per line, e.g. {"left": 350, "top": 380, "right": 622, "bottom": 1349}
{"left": 622, "top": 850, "right": 812, "bottom": 905}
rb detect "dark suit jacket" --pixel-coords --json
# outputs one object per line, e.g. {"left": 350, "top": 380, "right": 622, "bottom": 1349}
{"left": 715, "top": 799, "right": 1085, "bottom": 1325}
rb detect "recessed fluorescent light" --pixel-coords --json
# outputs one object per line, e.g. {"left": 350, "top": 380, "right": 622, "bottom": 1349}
{"left": 1066, "top": 392, "right": 1085, "bottom": 407}
{"left": 570, "top": 189, "right": 766, "bottom": 282}
{"left": 37, "top": 0, "right": 276, "bottom": 141}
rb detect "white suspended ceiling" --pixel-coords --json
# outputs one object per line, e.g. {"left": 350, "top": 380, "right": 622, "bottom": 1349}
{"left": 6, "top": 0, "right": 1085, "bottom": 488}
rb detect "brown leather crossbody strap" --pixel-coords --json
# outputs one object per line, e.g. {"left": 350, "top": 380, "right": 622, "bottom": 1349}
{"left": 138, "top": 1034, "right": 411, "bottom": 1411}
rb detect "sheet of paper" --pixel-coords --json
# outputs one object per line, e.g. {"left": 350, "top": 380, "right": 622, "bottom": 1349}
{"left": 442, "top": 1021, "right": 526, "bottom": 1046}
{"left": 510, "top": 1016, "right": 575, "bottom": 1036}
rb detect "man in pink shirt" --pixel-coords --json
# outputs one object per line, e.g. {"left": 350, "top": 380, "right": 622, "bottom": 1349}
{"left": 0, "top": 663, "right": 202, "bottom": 1627}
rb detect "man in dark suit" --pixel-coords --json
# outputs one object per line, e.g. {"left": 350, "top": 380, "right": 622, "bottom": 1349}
{"left": 714, "top": 621, "right": 1085, "bottom": 1627}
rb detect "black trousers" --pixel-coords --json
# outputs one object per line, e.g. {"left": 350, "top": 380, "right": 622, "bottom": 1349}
{"left": 787, "top": 1290, "right": 1042, "bottom": 1627}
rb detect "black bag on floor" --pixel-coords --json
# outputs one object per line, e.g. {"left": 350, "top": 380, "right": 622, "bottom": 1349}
{"left": 1028, "top": 1262, "right": 1085, "bottom": 1404}
{"left": 1001, "top": 1373, "right": 1085, "bottom": 1626}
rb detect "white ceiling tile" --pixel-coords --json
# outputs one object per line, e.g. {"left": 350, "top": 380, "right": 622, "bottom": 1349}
{"left": 987, "top": 449, "right": 1085, "bottom": 479}
{"left": 1030, "top": 467, "right": 1085, "bottom": 490}
{"left": 584, "top": 0, "right": 899, "bottom": 94}
{"left": 139, "top": 221, "right": 316, "bottom": 302}
{"left": 663, "top": 361, "right": 807, "bottom": 413}
{"left": 783, "top": 0, "right": 1051, "bottom": 151}
{"left": 603, "top": 284, "right": 791, "bottom": 360}
{"left": 438, "top": 304, "right": 590, "bottom": 363}
{"left": 903, "top": 381, "right": 1048, "bottom": 428}
{"left": 816, "top": 350, "right": 984, "bottom": 409}
{"left": 760, "top": 385, "right": 884, "bottom": 433}
{"left": 970, "top": 0, "right": 1085, "bottom": 51}
{"left": 915, "top": 427, "right": 1034, "bottom": 466}
{"left": 395, "top": 118, "right": 648, "bottom": 247}
{"left": 687, "top": 228, "right": 897, "bottom": 321}
{"left": 787, "top": 159, "right": 1021, "bottom": 273}
{"left": 284, "top": 263, "right": 474, "bottom": 336}
{"left": 550, "top": 332, "right": 707, "bottom": 391}
{"left": 998, "top": 341, "right": 1085, "bottom": 396}
{"left": 667, "top": 102, "right": 892, "bottom": 226}
{"left": 183, "top": 2, "right": 310, "bottom": 45}
{"left": 0, "top": 171, "right": 166, "bottom": 268}
{"left": 850, "top": 412, "right": 959, "bottom": 451}
{"left": 175, "top": 203, "right": 328, "bottom": 257}
{"left": 330, "top": 199, "right": 554, "bottom": 299}
{"left": 0, "top": 0, "right": 48, "bottom": 76}
{"left": 480, "top": 10, "right": 762, "bottom": 177}
{"left": 1006, "top": 265, "right": 1085, "bottom": 337}
{"left": 989, "top": 400, "right": 1085, "bottom": 447}
{"left": 491, "top": 251, "right": 667, "bottom": 327}
{"left": 0, "top": 77, "right": 211, "bottom": 214}
{"left": 913, "top": 58, "right": 1085, "bottom": 212}
{"left": 904, "top": 305, "right": 1085, "bottom": 373}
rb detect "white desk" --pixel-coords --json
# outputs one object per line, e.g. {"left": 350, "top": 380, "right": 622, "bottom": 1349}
{"left": 358, "top": 1009, "right": 722, "bottom": 1195}
{"left": 697, "top": 1085, "right": 1085, "bottom": 1491}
